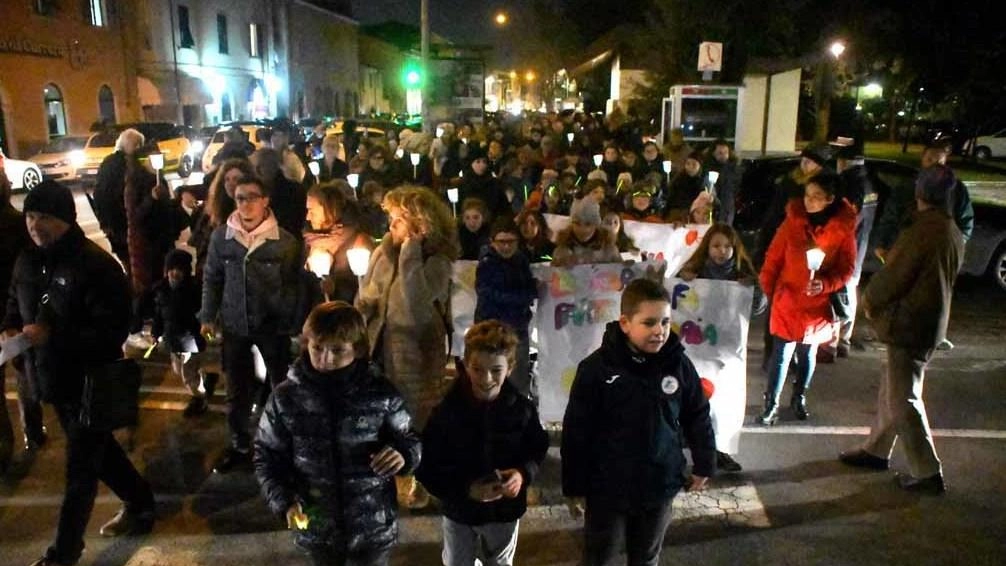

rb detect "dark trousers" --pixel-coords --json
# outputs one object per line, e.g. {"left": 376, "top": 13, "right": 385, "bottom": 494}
{"left": 583, "top": 498, "right": 675, "bottom": 566}
{"left": 46, "top": 403, "right": 154, "bottom": 565}
{"left": 221, "top": 333, "right": 290, "bottom": 451}
{"left": 765, "top": 336, "right": 818, "bottom": 405}
{"left": 1, "top": 357, "right": 45, "bottom": 456}
{"left": 305, "top": 545, "right": 391, "bottom": 566}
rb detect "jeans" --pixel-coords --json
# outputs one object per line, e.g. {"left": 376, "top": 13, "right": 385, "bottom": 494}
{"left": 583, "top": 498, "right": 675, "bottom": 566}
{"left": 46, "top": 403, "right": 154, "bottom": 565}
{"left": 765, "top": 336, "right": 818, "bottom": 405}
{"left": 221, "top": 333, "right": 290, "bottom": 451}
{"left": 305, "top": 545, "right": 391, "bottom": 566}
{"left": 442, "top": 517, "right": 520, "bottom": 566}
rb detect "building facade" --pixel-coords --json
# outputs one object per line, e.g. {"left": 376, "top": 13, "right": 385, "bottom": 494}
{"left": 287, "top": 0, "right": 359, "bottom": 121}
{"left": 134, "top": 0, "right": 292, "bottom": 126}
{"left": 0, "top": 0, "right": 139, "bottom": 157}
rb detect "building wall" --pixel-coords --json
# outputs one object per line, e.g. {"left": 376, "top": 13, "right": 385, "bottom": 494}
{"left": 358, "top": 34, "right": 406, "bottom": 114}
{"left": 287, "top": 0, "right": 359, "bottom": 120}
{"left": 135, "top": 0, "right": 288, "bottom": 126}
{"left": 0, "top": 1, "right": 138, "bottom": 157}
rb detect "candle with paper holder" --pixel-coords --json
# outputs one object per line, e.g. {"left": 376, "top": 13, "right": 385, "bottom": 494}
{"left": 446, "top": 187, "right": 459, "bottom": 216}
{"left": 306, "top": 249, "right": 334, "bottom": 301}
{"left": 308, "top": 161, "right": 321, "bottom": 178}
{"left": 592, "top": 154, "right": 603, "bottom": 169}
{"left": 346, "top": 247, "right": 371, "bottom": 296}
{"left": 805, "top": 248, "right": 826, "bottom": 280}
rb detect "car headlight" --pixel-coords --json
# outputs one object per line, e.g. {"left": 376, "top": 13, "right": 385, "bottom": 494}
{"left": 69, "top": 150, "right": 86, "bottom": 168}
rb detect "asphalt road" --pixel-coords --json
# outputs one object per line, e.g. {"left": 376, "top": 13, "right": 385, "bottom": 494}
{"left": 3, "top": 180, "right": 1005, "bottom": 565}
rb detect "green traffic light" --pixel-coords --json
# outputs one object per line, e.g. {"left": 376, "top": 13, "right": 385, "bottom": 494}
{"left": 406, "top": 70, "right": 421, "bottom": 86}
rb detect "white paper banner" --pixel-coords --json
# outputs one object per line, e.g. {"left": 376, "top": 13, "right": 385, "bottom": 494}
{"left": 543, "top": 213, "right": 709, "bottom": 277}
{"left": 450, "top": 262, "right": 752, "bottom": 454}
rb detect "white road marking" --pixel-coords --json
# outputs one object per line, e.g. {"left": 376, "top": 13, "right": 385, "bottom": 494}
{"left": 741, "top": 424, "right": 1006, "bottom": 440}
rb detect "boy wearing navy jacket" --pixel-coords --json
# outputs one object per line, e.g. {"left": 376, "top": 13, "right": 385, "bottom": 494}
{"left": 562, "top": 278, "right": 715, "bottom": 566}
{"left": 474, "top": 217, "right": 539, "bottom": 399}
{"left": 417, "top": 320, "right": 549, "bottom": 566}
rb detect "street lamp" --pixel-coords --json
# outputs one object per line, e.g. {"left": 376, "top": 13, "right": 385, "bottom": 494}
{"left": 494, "top": 11, "right": 508, "bottom": 26}
{"left": 829, "top": 41, "right": 846, "bottom": 59}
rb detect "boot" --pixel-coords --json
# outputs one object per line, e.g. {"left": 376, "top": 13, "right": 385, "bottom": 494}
{"left": 757, "top": 393, "right": 779, "bottom": 425}
{"left": 791, "top": 392, "right": 809, "bottom": 420}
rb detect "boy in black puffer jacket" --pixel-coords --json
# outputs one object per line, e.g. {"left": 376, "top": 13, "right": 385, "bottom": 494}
{"left": 254, "top": 302, "right": 421, "bottom": 566}
{"left": 562, "top": 277, "right": 716, "bottom": 566}
{"left": 417, "top": 320, "right": 549, "bottom": 566}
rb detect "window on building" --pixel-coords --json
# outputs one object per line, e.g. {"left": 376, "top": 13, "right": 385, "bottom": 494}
{"left": 249, "top": 23, "right": 262, "bottom": 58}
{"left": 44, "top": 84, "right": 67, "bottom": 138}
{"left": 84, "top": 0, "right": 107, "bottom": 26}
{"left": 98, "top": 85, "right": 116, "bottom": 124}
{"left": 34, "top": 0, "right": 57, "bottom": 16}
{"left": 178, "top": 5, "right": 195, "bottom": 49}
{"left": 217, "top": 14, "right": 228, "bottom": 54}
{"left": 221, "top": 93, "right": 233, "bottom": 122}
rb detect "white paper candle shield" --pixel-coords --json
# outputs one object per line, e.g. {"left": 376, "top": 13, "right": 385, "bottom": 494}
{"left": 306, "top": 249, "right": 333, "bottom": 279}
{"left": 346, "top": 247, "right": 371, "bottom": 277}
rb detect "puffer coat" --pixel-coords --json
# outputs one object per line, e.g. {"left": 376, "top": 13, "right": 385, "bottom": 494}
{"left": 254, "top": 358, "right": 421, "bottom": 553}
{"left": 760, "top": 198, "right": 857, "bottom": 344}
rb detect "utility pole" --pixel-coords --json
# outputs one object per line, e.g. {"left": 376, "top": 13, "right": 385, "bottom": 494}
{"left": 421, "top": 0, "right": 430, "bottom": 133}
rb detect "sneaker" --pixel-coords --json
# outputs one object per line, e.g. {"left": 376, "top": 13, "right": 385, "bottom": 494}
{"left": 716, "top": 451, "right": 743, "bottom": 473}
{"left": 213, "top": 448, "right": 252, "bottom": 474}
{"left": 837, "top": 343, "right": 850, "bottom": 358}
{"left": 182, "top": 397, "right": 208, "bottom": 418}
{"left": 896, "top": 472, "right": 946, "bottom": 495}
{"left": 99, "top": 506, "right": 155, "bottom": 537}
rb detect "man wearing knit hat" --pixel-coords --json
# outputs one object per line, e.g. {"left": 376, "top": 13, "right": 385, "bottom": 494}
{"left": 3, "top": 180, "right": 156, "bottom": 565}
{"left": 839, "top": 164, "right": 963, "bottom": 495}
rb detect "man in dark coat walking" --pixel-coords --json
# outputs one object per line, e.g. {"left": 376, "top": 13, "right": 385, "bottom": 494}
{"left": 3, "top": 180, "right": 155, "bottom": 566}
{"left": 840, "top": 165, "right": 964, "bottom": 495}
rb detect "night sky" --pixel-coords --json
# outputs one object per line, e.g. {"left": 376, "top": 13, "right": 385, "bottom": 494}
{"left": 350, "top": 0, "right": 531, "bottom": 47}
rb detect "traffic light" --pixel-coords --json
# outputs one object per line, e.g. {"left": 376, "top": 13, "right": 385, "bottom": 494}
{"left": 402, "top": 62, "right": 423, "bottom": 88}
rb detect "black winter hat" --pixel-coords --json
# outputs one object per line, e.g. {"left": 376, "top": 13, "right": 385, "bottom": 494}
{"left": 164, "top": 248, "right": 194, "bottom": 274}
{"left": 800, "top": 145, "right": 831, "bottom": 166}
{"left": 23, "top": 180, "right": 76, "bottom": 225}
{"left": 915, "top": 165, "right": 956, "bottom": 207}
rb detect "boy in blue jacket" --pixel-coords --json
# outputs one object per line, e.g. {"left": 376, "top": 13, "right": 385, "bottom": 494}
{"left": 417, "top": 320, "right": 549, "bottom": 566}
{"left": 474, "top": 217, "right": 539, "bottom": 399}
{"left": 562, "top": 277, "right": 715, "bottom": 566}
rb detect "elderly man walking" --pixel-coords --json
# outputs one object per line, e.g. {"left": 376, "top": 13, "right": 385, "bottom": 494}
{"left": 838, "top": 165, "right": 964, "bottom": 494}
{"left": 3, "top": 180, "right": 155, "bottom": 566}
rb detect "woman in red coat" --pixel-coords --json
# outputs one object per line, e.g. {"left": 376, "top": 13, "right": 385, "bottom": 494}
{"left": 759, "top": 172, "right": 856, "bottom": 424}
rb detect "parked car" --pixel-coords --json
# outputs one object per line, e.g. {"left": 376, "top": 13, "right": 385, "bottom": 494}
{"left": 0, "top": 148, "right": 44, "bottom": 191}
{"left": 76, "top": 122, "right": 196, "bottom": 182}
{"left": 962, "top": 128, "right": 1006, "bottom": 160}
{"left": 734, "top": 154, "right": 1006, "bottom": 291}
{"left": 200, "top": 122, "right": 270, "bottom": 173}
{"left": 28, "top": 135, "right": 89, "bottom": 182}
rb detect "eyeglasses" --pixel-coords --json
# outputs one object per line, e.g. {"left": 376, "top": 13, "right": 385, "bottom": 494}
{"left": 235, "top": 194, "right": 264, "bottom": 204}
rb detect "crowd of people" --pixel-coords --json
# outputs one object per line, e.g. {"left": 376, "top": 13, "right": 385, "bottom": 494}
{"left": 0, "top": 109, "right": 972, "bottom": 566}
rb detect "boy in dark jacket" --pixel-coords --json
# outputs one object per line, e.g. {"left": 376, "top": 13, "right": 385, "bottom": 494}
{"left": 140, "top": 249, "right": 216, "bottom": 416}
{"left": 562, "top": 277, "right": 716, "bottom": 566}
{"left": 417, "top": 320, "right": 549, "bottom": 566}
{"left": 254, "top": 301, "right": 421, "bottom": 566}
{"left": 474, "top": 217, "right": 539, "bottom": 399}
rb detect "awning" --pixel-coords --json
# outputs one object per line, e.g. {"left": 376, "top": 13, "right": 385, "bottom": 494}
{"left": 137, "top": 73, "right": 214, "bottom": 106}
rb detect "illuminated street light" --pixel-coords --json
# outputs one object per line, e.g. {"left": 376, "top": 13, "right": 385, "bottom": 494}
{"left": 525, "top": 71, "right": 536, "bottom": 82}
{"left": 829, "top": 41, "right": 846, "bottom": 58}
{"left": 495, "top": 11, "right": 508, "bottom": 25}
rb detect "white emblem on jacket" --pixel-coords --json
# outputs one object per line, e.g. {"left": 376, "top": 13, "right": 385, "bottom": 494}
{"left": 661, "top": 375, "right": 679, "bottom": 395}
{"left": 605, "top": 374, "right": 620, "bottom": 384}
